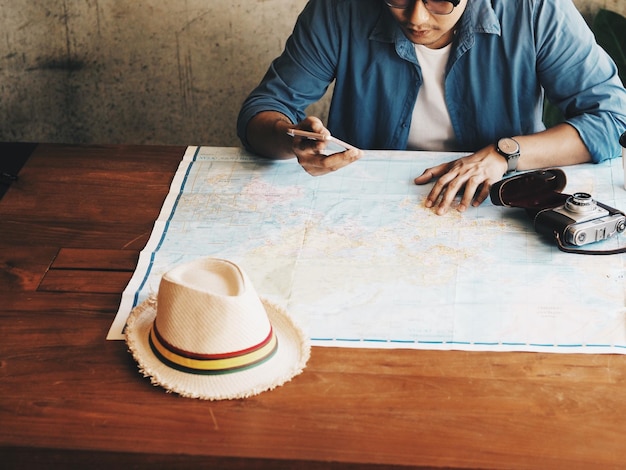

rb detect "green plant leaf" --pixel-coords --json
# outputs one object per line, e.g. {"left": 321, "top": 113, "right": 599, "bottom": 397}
{"left": 592, "top": 9, "right": 626, "bottom": 84}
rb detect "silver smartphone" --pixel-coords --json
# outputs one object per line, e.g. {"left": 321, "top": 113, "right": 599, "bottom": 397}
{"left": 287, "top": 129, "right": 360, "bottom": 153}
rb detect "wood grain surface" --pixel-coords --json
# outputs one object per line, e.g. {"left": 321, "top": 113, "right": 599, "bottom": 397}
{"left": 1, "top": 144, "right": 625, "bottom": 469}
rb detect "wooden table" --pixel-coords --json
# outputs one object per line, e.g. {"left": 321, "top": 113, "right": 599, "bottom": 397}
{"left": 1, "top": 143, "right": 625, "bottom": 469}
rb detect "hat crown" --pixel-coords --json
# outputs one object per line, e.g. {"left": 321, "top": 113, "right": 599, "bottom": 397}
{"left": 154, "top": 258, "right": 272, "bottom": 355}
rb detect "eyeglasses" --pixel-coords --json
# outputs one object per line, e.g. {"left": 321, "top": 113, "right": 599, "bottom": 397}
{"left": 385, "top": 0, "right": 461, "bottom": 15}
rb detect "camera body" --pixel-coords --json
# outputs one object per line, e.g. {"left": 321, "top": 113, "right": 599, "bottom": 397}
{"left": 534, "top": 192, "right": 626, "bottom": 246}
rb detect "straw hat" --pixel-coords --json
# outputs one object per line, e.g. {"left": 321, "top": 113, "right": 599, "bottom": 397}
{"left": 125, "top": 257, "right": 310, "bottom": 400}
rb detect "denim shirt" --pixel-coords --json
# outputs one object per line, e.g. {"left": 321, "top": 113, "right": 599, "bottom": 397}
{"left": 237, "top": 0, "right": 626, "bottom": 162}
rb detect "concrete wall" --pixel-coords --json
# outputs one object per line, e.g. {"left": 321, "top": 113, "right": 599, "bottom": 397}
{"left": 575, "top": 0, "right": 626, "bottom": 16}
{"left": 1, "top": 0, "right": 624, "bottom": 147}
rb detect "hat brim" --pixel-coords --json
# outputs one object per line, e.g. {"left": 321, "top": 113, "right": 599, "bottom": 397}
{"left": 125, "top": 295, "right": 310, "bottom": 400}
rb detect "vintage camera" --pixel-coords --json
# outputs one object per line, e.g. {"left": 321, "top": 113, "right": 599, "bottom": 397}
{"left": 490, "top": 168, "right": 626, "bottom": 253}
{"left": 534, "top": 192, "right": 626, "bottom": 246}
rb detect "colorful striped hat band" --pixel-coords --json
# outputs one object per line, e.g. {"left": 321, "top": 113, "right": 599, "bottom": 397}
{"left": 125, "top": 257, "right": 310, "bottom": 400}
{"left": 148, "top": 323, "right": 278, "bottom": 375}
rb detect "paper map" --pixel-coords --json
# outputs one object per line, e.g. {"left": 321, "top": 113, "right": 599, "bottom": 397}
{"left": 108, "top": 146, "right": 626, "bottom": 354}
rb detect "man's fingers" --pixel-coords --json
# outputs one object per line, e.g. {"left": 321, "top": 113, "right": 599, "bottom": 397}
{"left": 414, "top": 164, "right": 448, "bottom": 185}
{"left": 299, "top": 148, "right": 362, "bottom": 176}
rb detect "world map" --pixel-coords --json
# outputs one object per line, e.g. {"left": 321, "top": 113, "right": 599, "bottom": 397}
{"left": 109, "top": 147, "right": 626, "bottom": 354}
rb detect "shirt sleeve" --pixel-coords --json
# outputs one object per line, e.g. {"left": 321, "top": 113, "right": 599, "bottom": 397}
{"left": 236, "top": 0, "right": 339, "bottom": 151}
{"left": 535, "top": 0, "right": 626, "bottom": 162}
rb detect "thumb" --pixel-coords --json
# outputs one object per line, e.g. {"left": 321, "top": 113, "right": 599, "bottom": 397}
{"left": 414, "top": 168, "right": 437, "bottom": 185}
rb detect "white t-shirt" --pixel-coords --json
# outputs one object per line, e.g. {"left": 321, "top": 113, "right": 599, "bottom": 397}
{"left": 407, "top": 43, "right": 457, "bottom": 151}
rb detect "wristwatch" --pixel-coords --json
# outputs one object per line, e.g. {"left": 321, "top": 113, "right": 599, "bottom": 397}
{"left": 495, "top": 137, "right": 521, "bottom": 174}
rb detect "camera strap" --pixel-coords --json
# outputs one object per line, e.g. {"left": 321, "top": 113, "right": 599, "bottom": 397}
{"left": 553, "top": 232, "right": 626, "bottom": 255}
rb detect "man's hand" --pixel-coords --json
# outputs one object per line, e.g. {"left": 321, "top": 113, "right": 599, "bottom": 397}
{"left": 291, "top": 117, "right": 363, "bottom": 176}
{"left": 414, "top": 146, "right": 508, "bottom": 215}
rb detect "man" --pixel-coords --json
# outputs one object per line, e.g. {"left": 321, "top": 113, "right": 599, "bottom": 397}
{"left": 237, "top": 0, "right": 626, "bottom": 215}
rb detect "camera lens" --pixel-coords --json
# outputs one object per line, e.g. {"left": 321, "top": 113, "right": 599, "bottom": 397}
{"left": 565, "top": 192, "right": 596, "bottom": 213}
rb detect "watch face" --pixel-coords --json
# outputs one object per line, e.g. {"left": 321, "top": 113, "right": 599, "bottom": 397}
{"left": 498, "top": 138, "right": 520, "bottom": 155}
